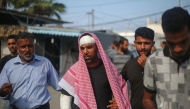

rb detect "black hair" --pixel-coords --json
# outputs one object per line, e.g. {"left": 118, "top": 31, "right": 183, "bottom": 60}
{"left": 135, "top": 27, "right": 154, "bottom": 41}
{"left": 118, "top": 38, "right": 128, "bottom": 45}
{"left": 7, "top": 35, "right": 16, "bottom": 41}
{"left": 162, "top": 41, "right": 166, "bottom": 45}
{"left": 112, "top": 40, "right": 118, "bottom": 47}
{"left": 16, "top": 32, "right": 35, "bottom": 42}
{"left": 161, "top": 7, "right": 190, "bottom": 33}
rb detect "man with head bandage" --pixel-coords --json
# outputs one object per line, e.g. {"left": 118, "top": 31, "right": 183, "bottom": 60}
{"left": 58, "top": 33, "right": 131, "bottom": 109}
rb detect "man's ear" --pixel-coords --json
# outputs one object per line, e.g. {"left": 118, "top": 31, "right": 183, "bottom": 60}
{"left": 16, "top": 45, "right": 19, "bottom": 53}
{"left": 153, "top": 41, "right": 155, "bottom": 46}
{"left": 134, "top": 40, "right": 137, "bottom": 47}
{"left": 119, "top": 43, "right": 122, "bottom": 47}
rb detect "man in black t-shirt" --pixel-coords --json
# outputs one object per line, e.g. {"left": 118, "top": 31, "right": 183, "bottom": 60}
{"left": 120, "top": 27, "right": 155, "bottom": 109}
{"left": 58, "top": 33, "right": 131, "bottom": 109}
{"left": 0, "top": 35, "right": 17, "bottom": 109}
{"left": 0, "top": 35, "right": 18, "bottom": 72}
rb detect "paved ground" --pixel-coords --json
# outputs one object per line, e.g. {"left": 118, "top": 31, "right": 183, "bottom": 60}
{"left": 0, "top": 86, "right": 61, "bottom": 109}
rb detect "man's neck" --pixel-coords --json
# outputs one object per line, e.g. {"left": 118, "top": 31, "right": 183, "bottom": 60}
{"left": 169, "top": 47, "right": 190, "bottom": 64}
{"left": 10, "top": 52, "right": 17, "bottom": 57}
{"left": 117, "top": 48, "right": 124, "bottom": 55}
{"left": 87, "top": 58, "right": 101, "bottom": 68}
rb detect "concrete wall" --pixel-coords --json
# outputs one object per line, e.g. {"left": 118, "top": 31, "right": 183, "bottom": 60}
{"left": 147, "top": 23, "right": 165, "bottom": 50}
{"left": 1, "top": 39, "right": 9, "bottom": 58}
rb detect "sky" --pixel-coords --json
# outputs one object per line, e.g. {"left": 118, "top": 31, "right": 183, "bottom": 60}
{"left": 56, "top": 0, "right": 190, "bottom": 32}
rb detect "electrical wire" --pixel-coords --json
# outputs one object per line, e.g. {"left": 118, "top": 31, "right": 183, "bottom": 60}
{"left": 69, "top": 4, "right": 190, "bottom": 28}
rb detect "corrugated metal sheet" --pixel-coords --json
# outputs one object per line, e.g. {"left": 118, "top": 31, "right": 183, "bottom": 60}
{"left": 27, "top": 26, "right": 81, "bottom": 37}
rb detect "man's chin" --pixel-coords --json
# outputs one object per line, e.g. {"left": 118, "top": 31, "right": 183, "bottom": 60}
{"left": 139, "top": 52, "right": 149, "bottom": 56}
{"left": 23, "top": 56, "right": 33, "bottom": 61}
{"left": 85, "top": 59, "right": 92, "bottom": 63}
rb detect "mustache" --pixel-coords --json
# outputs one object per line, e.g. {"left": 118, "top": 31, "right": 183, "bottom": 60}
{"left": 23, "top": 52, "right": 32, "bottom": 55}
{"left": 139, "top": 50, "right": 147, "bottom": 52}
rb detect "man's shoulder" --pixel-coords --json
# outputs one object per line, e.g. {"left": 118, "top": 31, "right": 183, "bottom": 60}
{"left": 2, "top": 55, "right": 17, "bottom": 63}
{"left": 126, "top": 50, "right": 135, "bottom": 57}
{"left": 35, "top": 55, "right": 49, "bottom": 61}
{"left": 126, "top": 57, "right": 137, "bottom": 64}
{"left": 123, "top": 58, "right": 137, "bottom": 69}
{"left": 148, "top": 50, "right": 165, "bottom": 59}
{"left": 147, "top": 50, "right": 168, "bottom": 65}
{"left": 1, "top": 55, "right": 11, "bottom": 60}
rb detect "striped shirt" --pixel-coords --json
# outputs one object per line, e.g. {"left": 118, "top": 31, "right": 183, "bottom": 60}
{"left": 112, "top": 50, "right": 134, "bottom": 72}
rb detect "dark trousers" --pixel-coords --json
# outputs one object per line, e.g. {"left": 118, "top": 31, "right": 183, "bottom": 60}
{"left": 12, "top": 102, "right": 50, "bottom": 109}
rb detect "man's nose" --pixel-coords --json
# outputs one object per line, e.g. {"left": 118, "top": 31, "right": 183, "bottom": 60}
{"left": 25, "top": 46, "right": 29, "bottom": 51}
{"left": 84, "top": 49, "right": 88, "bottom": 54}
{"left": 174, "top": 45, "right": 182, "bottom": 53}
{"left": 141, "top": 44, "right": 145, "bottom": 49}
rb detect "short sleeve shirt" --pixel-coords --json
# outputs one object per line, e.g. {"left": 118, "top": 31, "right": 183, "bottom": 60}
{"left": 144, "top": 47, "right": 190, "bottom": 109}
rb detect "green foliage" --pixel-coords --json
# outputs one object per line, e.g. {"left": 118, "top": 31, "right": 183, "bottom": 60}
{"left": 9, "top": 0, "right": 66, "bottom": 20}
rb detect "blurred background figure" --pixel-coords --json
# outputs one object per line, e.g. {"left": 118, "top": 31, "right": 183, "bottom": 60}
{"left": 151, "top": 46, "right": 157, "bottom": 54}
{"left": 160, "top": 41, "right": 166, "bottom": 48}
{"left": 112, "top": 38, "right": 134, "bottom": 72}
{"left": 0, "top": 35, "right": 18, "bottom": 109}
{"left": 105, "top": 40, "right": 118, "bottom": 59}
{"left": 111, "top": 40, "right": 118, "bottom": 50}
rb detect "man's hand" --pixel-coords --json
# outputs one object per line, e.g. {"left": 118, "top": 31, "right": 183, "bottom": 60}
{"left": 0, "top": 83, "right": 13, "bottom": 96}
{"left": 107, "top": 98, "right": 118, "bottom": 109}
{"left": 138, "top": 54, "right": 147, "bottom": 68}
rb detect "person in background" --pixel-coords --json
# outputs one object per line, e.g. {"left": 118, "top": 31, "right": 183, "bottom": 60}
{"left": 0, "top": 35, "right": 18, "bottom": 109}
{"left": 112, "top": 38, "right": 134, "bottom": 72}
{"left": 59, "top": 33, "right": 131, "bottom": 109}
{"left": 151, "top": 46, "right": 157, "bottom": 54}
{"left": 0, "top": 35, "right": 17, "bottom": 72}
{"left": 160, "top": 41, "right": 166, "bottom": 48}
{"left": 143, "top": 7, "right": 190, "bottom": 109}
{"left": 0, "top": 32, "right": 62, "bottom": 109}
{"left": 105, "top": 40, "right": 118, "bottom": 59}
{"left": 121, "top": 27, "right": 155, "bottom": 109}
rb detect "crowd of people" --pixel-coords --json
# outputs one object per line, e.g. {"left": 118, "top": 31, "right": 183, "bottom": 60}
{"left": 0, "top": 6, "right": 189, "bottom": 109}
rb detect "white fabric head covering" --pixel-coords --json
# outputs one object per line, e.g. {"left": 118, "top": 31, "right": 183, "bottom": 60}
{"left": 79, "top": 35, "right": 95, "bottom": 46}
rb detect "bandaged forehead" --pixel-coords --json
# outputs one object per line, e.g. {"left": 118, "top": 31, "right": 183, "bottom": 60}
{"left": 79, "top": 35, "right": 95, "bottom": 46}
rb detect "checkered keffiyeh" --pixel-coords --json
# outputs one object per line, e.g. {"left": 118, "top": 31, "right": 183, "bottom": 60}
{"left": 59, "top": 32, "right": 131, "bottom": 109}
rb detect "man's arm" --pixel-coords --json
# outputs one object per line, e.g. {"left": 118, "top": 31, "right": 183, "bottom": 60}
{"left": 143, "top": 89, "right": 157, "bottom": 109}
{"left": 0, "top": 57, "right": 6, "bottom": 73}
{"left": 120, "top": 61, "right": 129, "bottom": 81}
{"left": 60, "top": 89, "right": 73, "bottom": 109}
{"left": 0, "top": 83, "right": 13, "bottom": 97}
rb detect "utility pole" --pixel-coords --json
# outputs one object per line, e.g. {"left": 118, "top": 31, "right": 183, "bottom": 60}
{"left": 87, "top": 12, "right": 91, "bottom": 30}
{"left": 178, "top": 0, "right": 181, "bottom": 7}
{"left": 87, "top": 9, "right": 95, "bottom": 30}
{"left": 92, "top": 9, "right": 94, "bottom": 30}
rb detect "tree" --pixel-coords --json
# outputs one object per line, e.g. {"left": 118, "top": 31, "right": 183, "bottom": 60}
{"left": 9, "top": 0, "right": 66, "bottom": 20}
{"left": 0, "top": 0, "right": 7, "bottom": 8}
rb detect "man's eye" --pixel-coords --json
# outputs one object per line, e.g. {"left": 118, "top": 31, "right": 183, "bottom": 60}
{"left": 20, "top": 46, "right": 26, "bottom": 49}
{"left": 145, "top": 42, "right": 150, "bottom": 45}
{"left": 28, "top": 45, "right": 33, "bottom": 48}
{"left": 87, "top": 46, "right": 92, "bottom": 49}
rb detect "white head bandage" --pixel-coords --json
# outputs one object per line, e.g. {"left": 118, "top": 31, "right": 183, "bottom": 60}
{"left": 79, "top": 35, "right": 95, "bottom": 46}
